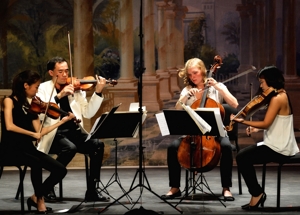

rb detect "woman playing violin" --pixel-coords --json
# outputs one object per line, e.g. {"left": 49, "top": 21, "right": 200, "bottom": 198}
{"left": 36, "top": 56, "right": 110, "bottom": 202}
{"left": 231, "top": 66, "right": 299, "bottom": 210}
{"left": 0, "top": 70, "right": 76, "bottom": 213}
{"left": 161, "top": 58, "right": 238, "bottom": 201}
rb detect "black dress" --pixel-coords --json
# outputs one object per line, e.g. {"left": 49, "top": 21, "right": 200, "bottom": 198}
{"left": 0, "top": 96, "right": 67, "bottom": 197}
{"left": 0, "top": 96, "right": 38, "bottom": 159}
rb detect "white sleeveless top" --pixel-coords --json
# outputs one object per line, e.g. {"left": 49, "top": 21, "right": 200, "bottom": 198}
{"left": 258, "top": 114, "right": 299, "bottom": 156}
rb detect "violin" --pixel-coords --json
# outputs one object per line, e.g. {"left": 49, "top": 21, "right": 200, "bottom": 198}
{"left": 29, "top": 96, "right": 81, "bottom": 124}
{"left": 225, "top": 87, "right": 281, "bottom": 131}
{"left": 177, "top": 55, "right": 223, "bottom": 171}
{"left": 60, "top": 76, "right": 118, "bottom": 91}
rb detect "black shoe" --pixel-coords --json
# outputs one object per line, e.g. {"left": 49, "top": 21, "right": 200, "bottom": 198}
{"left": 161, "top": 190, "right": 181, "bottom": 200}
{"left": 242, "top": 193, "right": 267, "bottom": 210}
{"left": 241, "top": 203, "right": 249, "bottom": 209}
{"left": 222, "top": 189, "right": 235, "bottom": 201}
{"left": 27, "top": 197, "right": 52, "bottom": 214}
{"left": 85, "top": 189, "right": 109, "bottom": 202}
{"left": 43, "top": 189, "right": 57, "bottom": 203}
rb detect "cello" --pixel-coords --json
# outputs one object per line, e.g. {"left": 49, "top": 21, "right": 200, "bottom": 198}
{"left": 177, "top": 55, "right": 224, "bottom": 172}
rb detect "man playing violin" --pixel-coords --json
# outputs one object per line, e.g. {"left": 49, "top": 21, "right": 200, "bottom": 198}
{"left": 160, "top": 58, "right": 238, "bottom": 201}
{"left": 36, "top": 56, "right": 109, "bottom": 202}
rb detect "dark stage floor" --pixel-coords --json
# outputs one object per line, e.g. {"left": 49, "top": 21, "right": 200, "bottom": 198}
{"left": 1, "top": 166, "right": 300, "bottom": 215}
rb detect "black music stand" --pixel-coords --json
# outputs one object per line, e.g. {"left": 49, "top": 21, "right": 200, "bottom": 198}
{"left": 162, "top": 109, "right": 226, "bottom": 207}
{"left": 87, "top": 108, "right": 143, "bottom": 209}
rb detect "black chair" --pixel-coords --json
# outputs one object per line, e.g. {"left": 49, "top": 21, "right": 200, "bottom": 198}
{"left": 261, "top": 153, "right": 300, "bottom": 209}
{"left": 0, "top": 163, "right": 27, "bottom": 214}
{"left": 15, "top": 153, "right": 90, "bottom": 201}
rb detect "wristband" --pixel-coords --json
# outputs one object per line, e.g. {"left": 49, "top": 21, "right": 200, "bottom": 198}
{"left": 96, "top": 92, "right": 102, "bottom": 97}
{"left": 54, "top": 95, "right": 60, "bottom": 104}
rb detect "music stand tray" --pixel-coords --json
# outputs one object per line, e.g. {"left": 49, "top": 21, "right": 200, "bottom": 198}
{"left": 87, "top": 106, "right": 142, "bottom": 208}
{"left": 162, "top": 108, "right": 224, "bottom": 137}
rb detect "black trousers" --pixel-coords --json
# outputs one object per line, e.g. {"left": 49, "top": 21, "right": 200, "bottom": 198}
{"left": 49, "top": 129, "right": 104, "bottom": 190}
{"left": 3, "top": 149, "right": 67, "bottom": 198}
{"left": 167, "top": 135, "right": 233, "bottom": 189}
{"left": 236, "top": 144, "right": 291, "bottom": 197}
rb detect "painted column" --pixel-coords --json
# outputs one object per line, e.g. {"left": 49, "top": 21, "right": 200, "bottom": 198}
{"left": 282, "top": 0, "right": 300, "bottom": 129}
{"left": 256, "top": 1, "right": 266, "bottom": 68}
{"left": 265, "top": 0, "right": 276, "bottom": 65}
{"left": 165, "top": 4, "right": 180, "bottom": 93}
{"left": 73, "top": 0, "right": 94, "bottom": 77}
{"left": 142, "top": 0, "right": 163, "bottom": 111}
{"left": 236, "top": 4, "right": 253, "bottom": 91}
{"left": 156, "top": 1, "right": 173, "bottom": 100}
{"left": 107, "top": 0, "right": 138, "bottom": 111}
{"left": 173, "top": 1, "right": 188, "bottom": 90}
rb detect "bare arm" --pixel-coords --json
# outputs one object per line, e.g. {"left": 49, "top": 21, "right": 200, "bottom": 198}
{"left": 232, "top": 95, "right": 282, "bottom": 129}
{"left": 214, "top": 83, "right": 238, "bottom": 108}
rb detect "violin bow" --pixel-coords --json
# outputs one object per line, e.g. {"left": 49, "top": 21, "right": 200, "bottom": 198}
{"left": 35, "top": 76, "right": 58, "bottom": 146}
{"left": 221, "top": 66, "right": 256, "bottom": 85}
{"left": 67, "top": 31, "right": 74, "bottom": 86}
{"left": 189, "top": 66, "right": 257, "bottom": 98}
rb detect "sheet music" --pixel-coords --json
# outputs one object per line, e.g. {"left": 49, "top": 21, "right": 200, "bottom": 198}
{"left": 155, "top": 112, "right": 170, "bottom": 136}
{"left": 194, "top": 107, "right": 225, "bottom": 137}
{"left": 85, "top": 103, "right": 121, "bottom": 142}
{"left": 179, "top": 101, "right": 211, "bottom": 134}
{"left": 129, "top": 103, "right": 147, "bottom": 138}
{"left": 129, "top": 102, "right": 146, "bottom": 112}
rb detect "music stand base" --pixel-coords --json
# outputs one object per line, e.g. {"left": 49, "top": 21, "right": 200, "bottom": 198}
{"left": 98, "top": 168, "right": 183, "bottom": 214}
{"left": 176, "top": 172, "right": 226, "bottom": 208}
{"left": 98, "top": 138, "right": 132, "bottom": 208}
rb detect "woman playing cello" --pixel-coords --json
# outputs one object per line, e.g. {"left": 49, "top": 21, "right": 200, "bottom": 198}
{"left": 160, "top": 58, "right": 238, "bottom": 201}
{"left": 231, "top": 66, "right": 299, "bottom": 210}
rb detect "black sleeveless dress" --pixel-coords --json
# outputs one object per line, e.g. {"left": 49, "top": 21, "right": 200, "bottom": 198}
{"left": 0, "top": 96, "right": 38, "bottom": 161}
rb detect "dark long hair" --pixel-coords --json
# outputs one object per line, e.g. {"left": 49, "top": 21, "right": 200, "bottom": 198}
{"left": 11, "top": 70, "right": 41, "bottom": 106}
{"left": 255, "top": 66, "right": 285, "bottom": 95}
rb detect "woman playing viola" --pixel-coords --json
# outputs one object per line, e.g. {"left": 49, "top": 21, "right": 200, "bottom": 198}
{"left": 161, "top": 58, "right": 238, "bottom": 201}
{"left": 231, "top": 66, "right": 299, "bottom": 210}
{"left": 0, "top": 70, "right": 76, "bottom": 213}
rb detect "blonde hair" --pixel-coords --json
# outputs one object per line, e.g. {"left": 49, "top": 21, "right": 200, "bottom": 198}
{"left": 178, "top": 58, "right": 207, "bottom": 87}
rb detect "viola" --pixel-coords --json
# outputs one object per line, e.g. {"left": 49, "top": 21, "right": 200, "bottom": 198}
{"left": 60, "top": 76, "right": 118, "bottom": 91}
{"left": 225, "top": 87, "right": 281, "bottom": 131}
{"left": 177, "top": 55, "right": 223, "bottom": 171}
{"left": 29, "top": 96, "right": 81, "bottom": 124}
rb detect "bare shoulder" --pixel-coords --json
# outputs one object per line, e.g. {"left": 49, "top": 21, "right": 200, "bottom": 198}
{"left": 271, "top": 91, "right": 289, "bottom": 115}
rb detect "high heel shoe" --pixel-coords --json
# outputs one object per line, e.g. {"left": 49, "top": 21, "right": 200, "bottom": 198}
{"left": 27, "top": 197, "right": 52, "bottom": 214}
{"left": 242, "top": 193, "right": 267, "bottom": 211}
{"left": 241, "top": 203, "right": 249, "bottom": 209}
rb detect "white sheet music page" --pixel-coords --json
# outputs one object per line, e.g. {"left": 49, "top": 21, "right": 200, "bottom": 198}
{"left": 129, "top": 103, "right": 147, "bottom": 138}
{"left": 155, "top": 112, "right": 170, "bottom": 136}
{"left": 195, "top": 107, "right": 225, "bottom": 137}
{"left": 85, "top": 115, "right": 102, "bottom": 142}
